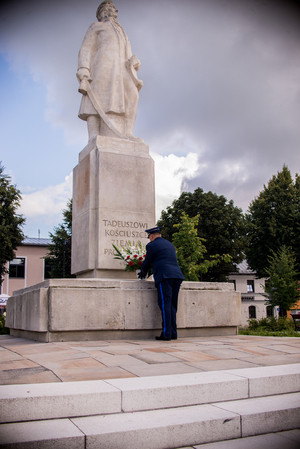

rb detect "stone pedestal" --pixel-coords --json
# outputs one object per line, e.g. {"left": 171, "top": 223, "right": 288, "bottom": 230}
{"left": 71, "top": 136, "right": 155, "bottom": 278}
{"left": 5, "top": 279, "right": 241, "bottom": 342}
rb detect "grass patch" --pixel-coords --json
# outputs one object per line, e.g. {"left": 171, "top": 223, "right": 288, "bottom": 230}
{"left": 238, "top": 316, "right": 300, "bottom": 337}
{"left": 239, "top": 328, "right": 300, "bottom": 337}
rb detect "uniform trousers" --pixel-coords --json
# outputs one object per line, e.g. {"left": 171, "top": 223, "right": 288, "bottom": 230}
{"left": 157, "top": 278, "right": 182, "bottom": 339}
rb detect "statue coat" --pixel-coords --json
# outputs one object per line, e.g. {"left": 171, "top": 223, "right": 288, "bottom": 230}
{"left": 78, "top": 19, "right": 135, "bottom": 119}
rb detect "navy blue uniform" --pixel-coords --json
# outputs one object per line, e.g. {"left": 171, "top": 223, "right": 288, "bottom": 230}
{"left": 141, "top": 237, "right": 184, "bottom": 339}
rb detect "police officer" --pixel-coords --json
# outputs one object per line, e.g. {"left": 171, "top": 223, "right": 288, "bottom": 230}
{"left": 138, "top": 227, "right": 185, "bottom": 341}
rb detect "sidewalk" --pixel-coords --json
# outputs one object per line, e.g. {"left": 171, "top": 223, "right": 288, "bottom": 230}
{"left": 1, "top": 334, "right": 300, "bottom": 448}
{"left": 1, "top": 334, "right": 300, "bottom": 385}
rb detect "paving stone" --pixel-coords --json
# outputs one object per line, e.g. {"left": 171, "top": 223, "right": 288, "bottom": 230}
{"left": 199, "top": 348, "right": 260, "bottom": 359}
{"left": 232, "top": 353, "right": 300, "bottom": 366}
{"left": 5, "top": 344, "right": 73, "bottom": 356}
{"left": 132, "top": 351, "right": 183, "bottom": 364}
{"left": 0, "top": 359, "right": 42, "bottom": 371}
{"left": 122, "top": 362, "right": 202, "bottom": 377}
{"left": 232, "top": 345, "right": 282, "bottom": 356}
{"left": 143, "top": 347, "right": 183, "bottom": 353}
{"left": 0, "top": 350, "right": 25, "bottom": 362}
{"left": 92, "top": 353, "right": 149, "bottom": 367}
{"left": 53, "top": 365, "right": 136, "bottom": 382}
{"left": 186, "top": 359, "right": 260, "bottom": 371}
{"left": 170, "top": 351, "right": 220, "bottom": 362}
{"left": 0, "top": 366, "right": 61, "bottom": 385}
{"left": 30, "top": 354, "right": 93, "bottom": 367}
{"left": 259, "top": 344, "right": 300, "bottom": 354}
{"left": 32, "top": 356, "right": 106, "bottom": 371}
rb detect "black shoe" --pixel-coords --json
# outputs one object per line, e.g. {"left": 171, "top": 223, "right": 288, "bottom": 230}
{"left": 171, "top": 336, "right": 177, "bottom": 340}
{"left": 155, "top": 335, "right": 171, "bottom": 341}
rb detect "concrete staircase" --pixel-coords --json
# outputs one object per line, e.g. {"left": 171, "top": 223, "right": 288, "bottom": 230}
{"left": 0, "top": 364, "right": 299, "bottom": 448}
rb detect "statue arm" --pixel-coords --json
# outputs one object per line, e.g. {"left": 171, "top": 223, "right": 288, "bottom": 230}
{"left": 76, "top": 23, "right": 100, "bottom": 83}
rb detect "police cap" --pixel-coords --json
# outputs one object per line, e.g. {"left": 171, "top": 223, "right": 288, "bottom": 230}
{"left": 145, "top": 226, "right": 161, "bottom": 237}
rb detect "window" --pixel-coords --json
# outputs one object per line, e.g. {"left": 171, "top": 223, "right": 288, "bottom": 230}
{"left": 249, "top": 305, "right": 256, "bottom": 319}
{"left": 247, "top": 280, "right": 255, "bottom": 292}
{"left": 266, "top": 306, "right": 273, "bottom": 317}
{"left": 44, "top": 261, "right": 52, "bottom": 279}
{"left": 9, "top": 258, "right": 25, "bottom": 278}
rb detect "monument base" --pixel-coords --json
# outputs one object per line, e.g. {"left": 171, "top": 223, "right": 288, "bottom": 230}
{"left": 71, "top": 136, "right": 155, "bottom": 279}
{"left": 5, "top": 279, "right": 241, "bottom": 343}
{"left": 76, "top": 269, "right": 137, "bottom": 279}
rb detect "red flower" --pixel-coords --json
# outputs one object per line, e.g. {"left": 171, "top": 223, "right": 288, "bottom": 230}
{"left": 133, "top": 254, "right": 138, "bottom": 258}
{"left": 126, "top": 256, "right": 130, "bottom": 260}
{"left": 138, "top": 256, "right": 143, "bottom": 261}
{"left": 128, "top": 261, "right": 134, "bottom": 266}
{"left": 143, "top": 254, "right": 146, "bottom": 257}
{"left": 138, "top": 261, "right": 143, "bottom": 266}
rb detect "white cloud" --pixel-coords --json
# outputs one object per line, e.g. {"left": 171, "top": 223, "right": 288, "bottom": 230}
{"left": 19, "top": 173, "right": 72, "bottom": 218}
{"left": 152, "top": 151, "right": 200, "bottom": 220}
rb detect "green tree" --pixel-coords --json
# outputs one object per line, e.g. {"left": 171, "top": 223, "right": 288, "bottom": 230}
{"left": 172, "top": 212, "right": 231, "bottom": 281}
{"left": 157, "top": 188, "right": 246, "bottom": 281}
{"left": 0, "top": 163, "right": 25, "bottom": 285}
{"left": 45, "top": 199, "right": 75, "bottom": 278}
{"left": 246, "top": 165, "right": 300, "bottom": 278}
{"left": 263, "top": 246, "right": 300, "bottom": 317}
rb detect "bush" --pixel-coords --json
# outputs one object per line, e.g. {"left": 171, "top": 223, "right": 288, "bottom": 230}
{"left": 0, "top": 314, "right": 9, "bottom": 335}
{"left": 240, "top": 316, "right": 298, "bottom": 337}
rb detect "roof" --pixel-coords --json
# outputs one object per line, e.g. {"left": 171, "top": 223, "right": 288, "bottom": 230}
{"left": 22, "top": 237, "right": 51, "bottom": 246}
{"left": 233, "top": 260, "right": 255, "bottom": 275}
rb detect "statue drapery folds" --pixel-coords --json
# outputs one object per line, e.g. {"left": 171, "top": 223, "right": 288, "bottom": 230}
{"left": 77, "top": 1, "right": 143, "bottom": 142}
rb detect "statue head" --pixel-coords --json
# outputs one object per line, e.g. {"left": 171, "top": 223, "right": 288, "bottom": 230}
{"left": 96, "top": 1, "right": 118, "bottom": 21}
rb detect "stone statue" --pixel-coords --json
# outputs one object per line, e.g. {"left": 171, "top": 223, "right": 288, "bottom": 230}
{"left": 76, "top": 0, "right": 143, "bottom": 142}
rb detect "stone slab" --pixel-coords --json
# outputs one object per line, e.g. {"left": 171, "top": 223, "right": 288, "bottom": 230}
{"left": 106, "top": 371, "right": 248, "bottom": 412}
{"left": 0, "top": 419, "right": 84, "bottom": 448}
{"left": 215, "top": 392, "right": 300, "bottom": 437}
{"left": 226, "top": 364, "right": 300, "bottom": 398}
{"left": 0, "top": 367, "right": 61, "bottom": 386}
{"left": 186, "top": 359, "right": 261, "bottom": 371}
{"left": 120, "top": 361, "right": 202, "bottom": 377}
{"left": 0, "top": 379, "right": 121, "bottom": 423}
{"left": 72, "top": 404, "right": 241, "bottom": 449}
{"left": 193, "top": 429, "right": 300, "bottom": 448}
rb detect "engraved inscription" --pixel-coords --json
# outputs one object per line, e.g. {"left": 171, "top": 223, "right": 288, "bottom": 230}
{"left": 103, "top": 219, "right": 148, "bottom": 255}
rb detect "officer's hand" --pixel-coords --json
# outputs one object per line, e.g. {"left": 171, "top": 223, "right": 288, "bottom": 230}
{"left": 137, "top": 270, "right": 146, "bottom": 280}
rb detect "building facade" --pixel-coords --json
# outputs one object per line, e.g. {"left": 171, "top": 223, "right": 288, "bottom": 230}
{"left": 228, "top": 260, "right": 279, "bottom": 327}
{"left": 0, "top": 238, "right": 51, "bottom": 301}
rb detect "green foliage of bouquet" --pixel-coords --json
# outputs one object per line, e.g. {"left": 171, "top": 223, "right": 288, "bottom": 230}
{"left": 112, "top": 241, "right": 146, "bottom": 272}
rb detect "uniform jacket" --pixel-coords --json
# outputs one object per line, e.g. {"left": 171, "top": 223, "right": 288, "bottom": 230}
{"left": 141, "top": 237, "right": 185, "bottom": 286}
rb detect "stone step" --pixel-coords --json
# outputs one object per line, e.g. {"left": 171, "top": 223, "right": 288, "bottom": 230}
{"left": 0, "top": 392, "right": 299, "bottom": 448}
{"left": 0, "top": 364, "right": 299, "bottom": 424}
{"left": 188, "top": 429, "right": 300, "bottom": 449}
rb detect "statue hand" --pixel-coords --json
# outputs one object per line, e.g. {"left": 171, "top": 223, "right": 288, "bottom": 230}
{"left": 133, "top": 58, "right": 141, "bottom": 71}
{"left": 76, "top": 67, "right": 92, "bottom": 83}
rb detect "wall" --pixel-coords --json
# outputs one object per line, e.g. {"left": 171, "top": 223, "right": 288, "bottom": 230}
{"left": 1, "top": 244, "right": 49, "bottom": 297}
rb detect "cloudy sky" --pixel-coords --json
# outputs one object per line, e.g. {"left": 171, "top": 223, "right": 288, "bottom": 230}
{"left": 0, "top": 0, "right": 299, "bottom": 238}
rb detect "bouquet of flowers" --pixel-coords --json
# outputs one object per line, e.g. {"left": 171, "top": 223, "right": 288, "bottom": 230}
{"left": 112, "top": 241, "right": 146, "bottom": 272}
